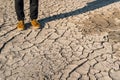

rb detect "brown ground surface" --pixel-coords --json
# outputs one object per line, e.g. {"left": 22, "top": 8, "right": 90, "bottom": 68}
{"left": 0, "top": 0, "right": 120, "bottom": 80}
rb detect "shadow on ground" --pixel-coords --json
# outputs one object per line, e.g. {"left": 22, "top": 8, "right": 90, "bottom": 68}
{"left": 25, "top": 0, "right": 119, "bottom": 29}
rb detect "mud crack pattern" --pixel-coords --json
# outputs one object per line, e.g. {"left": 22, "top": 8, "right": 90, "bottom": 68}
{"left": 0, "top": 0, "right": 120, "bottom": 80}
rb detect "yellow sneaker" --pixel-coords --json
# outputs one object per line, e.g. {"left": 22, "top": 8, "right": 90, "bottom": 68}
{"left": 17, "top": 20, "right": 25, "bottom": 30}
{"left": 31, "top": 19, "right": 40, "bottom": 29}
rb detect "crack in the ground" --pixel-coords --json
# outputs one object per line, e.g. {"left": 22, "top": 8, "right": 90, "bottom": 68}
{"left": 66, "top": 59, "right": 88, "bottom": 80}
{"left": 0, "top": 28, "right": 16, "bottom": 37}
{"left": 0, "top": 36, "right": 15, "bottom": 54}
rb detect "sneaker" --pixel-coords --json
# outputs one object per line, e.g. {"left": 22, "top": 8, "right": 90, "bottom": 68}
{"left": 31, "top": 19, "right": 40, "bottom": 29}
{"left": 17, "top": 20, "right": 25, "bottom": 30}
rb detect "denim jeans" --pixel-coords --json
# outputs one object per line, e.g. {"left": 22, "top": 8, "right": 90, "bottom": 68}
{"left": 15, "top": 0, "right": 38, "bottom": 21}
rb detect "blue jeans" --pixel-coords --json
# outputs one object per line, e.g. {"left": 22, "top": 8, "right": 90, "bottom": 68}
{"left": 15, "top": 0, "right": 38, "bottom": 21}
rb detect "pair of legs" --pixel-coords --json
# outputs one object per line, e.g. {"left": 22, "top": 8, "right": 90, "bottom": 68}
{"left": 15, "top": 0, "right": 40, "bottom": 30}
{"left": 15, "top": 0, "right": 38, "bottom": 20}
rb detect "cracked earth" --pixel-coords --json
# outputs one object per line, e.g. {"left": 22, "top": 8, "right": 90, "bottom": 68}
{"left": 0, "top": 0, "right": 120, "bottom": 80}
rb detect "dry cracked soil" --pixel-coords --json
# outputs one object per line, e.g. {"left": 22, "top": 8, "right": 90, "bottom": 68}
{"left": 0, "top": 0, "right": 120, "bottom": 80}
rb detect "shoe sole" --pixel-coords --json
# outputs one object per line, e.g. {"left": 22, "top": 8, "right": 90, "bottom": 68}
{"left": 17, "top": 28, "right": 24, "bottom": 31}
{"left": 31, "top": 26, "right": 40, "bottom": 29}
